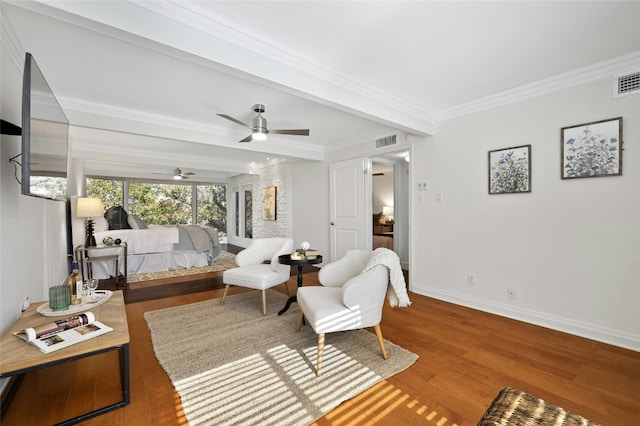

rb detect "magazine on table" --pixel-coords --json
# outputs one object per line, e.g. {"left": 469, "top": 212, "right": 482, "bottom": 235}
{"left": 13, "top": 312, "right": 113, "bottom": 354}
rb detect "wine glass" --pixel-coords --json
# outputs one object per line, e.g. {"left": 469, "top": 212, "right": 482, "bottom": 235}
{"left": 86, "top": 278, "right": 99, "bottom": 303}
{"left": 79, "top": 280, "right": 91, "bottom": 307}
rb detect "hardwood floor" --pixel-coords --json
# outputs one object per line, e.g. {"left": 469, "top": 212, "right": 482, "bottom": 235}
{"left": 2, "top": 270, "right": 638, "bottom": 425}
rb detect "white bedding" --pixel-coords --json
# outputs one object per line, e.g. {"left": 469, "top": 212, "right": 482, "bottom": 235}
{"left": 87, "top": 225, "right": 220, "bottom": 279}
{"left": 93, "top": 226, "right": 179, "bottom": 254}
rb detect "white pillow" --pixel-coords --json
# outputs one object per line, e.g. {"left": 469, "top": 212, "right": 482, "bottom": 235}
{"left": 127, "top": 214, "right": 148, "bottom": 229}
{"left": 93, "top": 216, "right": 109, "bottom": 232}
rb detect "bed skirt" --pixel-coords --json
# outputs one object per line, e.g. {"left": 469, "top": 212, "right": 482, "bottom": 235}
{"left": 89, "top": 246, "right": 222, "bottom": 279}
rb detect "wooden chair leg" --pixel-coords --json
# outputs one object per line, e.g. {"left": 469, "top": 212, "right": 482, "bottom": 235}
{"left": 283, "top": 281, "right": 291, "bottom": 297}
{"left": 261, "top": 290, "right": 267, "bottom": 315}
{"left": 317, "top": 333, "right": 325, "bottom": 377}
{"left": 295, "top": 311, "right": 305, "bottom": 332}
{"left": 220, "top": 284, "right": 230, "bottom": 304}
{"left": 374, "top": 324, "right": 388, "bottom": 360}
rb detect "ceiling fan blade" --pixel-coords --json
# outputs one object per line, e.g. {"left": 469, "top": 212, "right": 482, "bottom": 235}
{"left": 217, "top": 114, "right": 253, "bottom": 129}
{"left": 182, "top": 172, "right": 195, "bottom": 176}
{"left": 239, "top": 134, "right": 253, "bottom": 143}
{"left": 269, "top": 129, "right": 310, "bottom": 136}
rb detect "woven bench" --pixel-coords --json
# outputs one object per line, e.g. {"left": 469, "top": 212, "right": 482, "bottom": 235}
{"left": 478, "top": 388, "right": 599, "bottom": 426}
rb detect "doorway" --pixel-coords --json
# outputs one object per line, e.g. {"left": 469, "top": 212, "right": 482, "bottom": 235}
{"left": 371, "top": 150, "right": 410, "bottom": 271}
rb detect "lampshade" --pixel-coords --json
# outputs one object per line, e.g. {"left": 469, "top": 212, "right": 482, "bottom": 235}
{"left": 382, "top": 205, "right": 394, "bottom": 218}
{"left": 77, "top": 197, "right": 104, "bottom": 218}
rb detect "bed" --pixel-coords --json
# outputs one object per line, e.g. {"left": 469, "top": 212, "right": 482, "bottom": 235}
{"left": 87, "top": 225, "right": 221, "bottom": 279}
{"left": 372, "top": 213, "right": 394, "bottom": 250}
{"left": 71, "top": 201, "right": 222, "bottom": 279}
{"left": 373, "top": 233, "right": 394, "bottom": 250}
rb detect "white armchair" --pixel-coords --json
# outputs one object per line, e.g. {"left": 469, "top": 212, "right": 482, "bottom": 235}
{"left": 221, "top": 237, "right": 294, "bottom": 315}
{"left": 295, "top": 249, "right": 391, "bottom": 376}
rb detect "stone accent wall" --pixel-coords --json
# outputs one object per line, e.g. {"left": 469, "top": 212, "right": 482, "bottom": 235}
{"left": 253, "top": 162, "right": 292, "bottom": 238}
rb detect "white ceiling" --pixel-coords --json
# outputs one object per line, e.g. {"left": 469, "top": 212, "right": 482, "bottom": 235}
{"left": 2, "top": 1, "right": 639, "bottom": 182}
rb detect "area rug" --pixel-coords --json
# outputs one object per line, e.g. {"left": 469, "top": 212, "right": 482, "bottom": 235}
{"left": 127, "top": 251, "right": 236, "bottom": 283}
{"left": 144, "top": 291, "right": 418, "bottom": 426}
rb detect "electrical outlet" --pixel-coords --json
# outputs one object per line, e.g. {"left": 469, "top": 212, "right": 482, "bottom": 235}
{"left": 467, "top": 273, "right": 477, "bottom": 285}
{"left": 507, "top": 288, "right": 517, "bottom": 300}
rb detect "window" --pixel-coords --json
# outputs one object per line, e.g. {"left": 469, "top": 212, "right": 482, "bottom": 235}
{"left": 230, "top": 183, "right": 252, "bottom": 240}
{"left": 128, "top": 182, "right": 192, "bottom": 224}
{"left": 196, "top": 184, "right": 227, "bottom": 238}
{"left": 244, "top": 186, "right": 252, "bottom": 238}
{"left": 86, "top": 178, "right": 123, "bottom": 210}
{"left": 86, "top": 177, "right": 227, "bottom": 242}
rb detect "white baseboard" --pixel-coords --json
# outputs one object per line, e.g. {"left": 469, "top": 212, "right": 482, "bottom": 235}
{"left": 411, "top": 286, "right": 640, "bottom": 352}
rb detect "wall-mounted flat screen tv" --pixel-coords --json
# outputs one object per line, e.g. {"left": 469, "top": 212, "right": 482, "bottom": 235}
{"left": 21, "top": 52, "right": 69, "bottom": 201}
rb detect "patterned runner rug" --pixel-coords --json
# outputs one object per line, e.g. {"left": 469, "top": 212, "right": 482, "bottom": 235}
{"left": 127, "top": 251, "right": 236, "bottom": 283}
{"left": 144, "top": 291, "right": 418, "bottom": 426}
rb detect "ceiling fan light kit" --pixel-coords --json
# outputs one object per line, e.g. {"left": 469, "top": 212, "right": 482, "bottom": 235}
{"left": 252, "top": 129, "right": 267, "bottom": 141}
{"left": 217, "top": 104, "right": 309, "bottom": 143}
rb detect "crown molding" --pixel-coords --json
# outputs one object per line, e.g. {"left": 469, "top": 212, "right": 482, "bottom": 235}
{"left": 23, "top": 0, "right": 433, "bottom": 135}
{"left": 9, "top": 1, "right": 637, "bottom": 134}
{"left": 136, "top": 1, "right": 435, "bottom": 128}
{"left": 435, "top": 50, "right": 640, "bottom": 122}
{"left": 60, "top": 94, "right": 326, "bottom": 158}
{"left": 0, "top": 6, "right": 26, "bottom": 73}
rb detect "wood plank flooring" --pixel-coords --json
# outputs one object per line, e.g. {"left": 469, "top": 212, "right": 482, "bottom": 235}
{"left": 2, "top": 270, "right": 638, "bottom": 425}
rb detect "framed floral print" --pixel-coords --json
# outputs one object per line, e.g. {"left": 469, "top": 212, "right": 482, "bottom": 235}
{"left": 561, "top": 117, "right": 623, "bottom": 179}
{"left": 488, "top": 144, "right": 531, "bottom": 194}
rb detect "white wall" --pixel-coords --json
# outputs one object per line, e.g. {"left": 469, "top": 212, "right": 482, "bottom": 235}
{"left": 0, "top": 131, "right": 68, "bottom": 337}
{"left": 412, "top": 78, "right": 639, "bottom": 350}
{"left": 1, "top": 34, "right": 68, "bottom": 338}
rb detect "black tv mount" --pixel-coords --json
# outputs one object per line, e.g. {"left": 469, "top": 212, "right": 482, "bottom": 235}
{"left": 1, "top": 119, "right": 21, "bottom": 136}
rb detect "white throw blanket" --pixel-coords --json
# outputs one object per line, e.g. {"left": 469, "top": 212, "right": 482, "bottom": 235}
{"left": 364, "top": 248, "right": 412, "bottom": 307}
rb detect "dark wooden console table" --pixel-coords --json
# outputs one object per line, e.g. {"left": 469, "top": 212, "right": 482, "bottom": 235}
{"left": 277, "top": 254, "right": 323, "bottom": 315}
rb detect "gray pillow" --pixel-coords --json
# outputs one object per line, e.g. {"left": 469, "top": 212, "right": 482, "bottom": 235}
{"left": 127, "top": 214, "right": 148, "bottom": 229}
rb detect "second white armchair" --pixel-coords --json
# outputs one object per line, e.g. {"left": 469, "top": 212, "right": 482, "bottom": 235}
{"left": 296, "top": 249, "right": 397, "bottom": 376}
{"left": 221, "top": 237, "right": 294, "bottom": 315}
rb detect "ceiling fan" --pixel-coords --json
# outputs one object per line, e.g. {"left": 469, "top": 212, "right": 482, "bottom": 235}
{"left": 152, "top": 168, "right": 195, "bottom": 180}
{"left": 217, "top": 104, "right": 310, "bottom": 143}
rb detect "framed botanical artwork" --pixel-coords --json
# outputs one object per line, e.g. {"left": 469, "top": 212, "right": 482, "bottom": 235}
{"left": 561, "top": 117, "right": 623, "bottom": 179}
{"left": 488, "top": 144, "right": 531, "bottom": 194}
{"left": 262, "top": 186, "right": 277, "bottom": 221}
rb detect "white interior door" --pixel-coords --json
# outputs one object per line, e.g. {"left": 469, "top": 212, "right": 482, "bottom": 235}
{"left": 329, "top": 157, "right": 371, "bottom": 261}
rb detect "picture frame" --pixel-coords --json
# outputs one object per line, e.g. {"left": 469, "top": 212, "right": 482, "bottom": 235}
{"left": 262, "top": 186, "right": 277, "bottom": 221}
{"left": 488, "top": 144, "right": 531, "bottom": 194}
{"left": 561, "top": 117, "right": 622, "bottom": 179}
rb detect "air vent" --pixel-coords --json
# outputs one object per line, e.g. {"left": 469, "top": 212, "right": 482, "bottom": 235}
{"left": 375, "top": 134, "right": 397, "bottom": 149}
{"left": 614, "top": 71, "right": 640, "bottom": 98}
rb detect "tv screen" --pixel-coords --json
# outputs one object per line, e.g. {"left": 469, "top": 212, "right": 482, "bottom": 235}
{"left": 21, "top": 52, "right": 69, "bottom": 201}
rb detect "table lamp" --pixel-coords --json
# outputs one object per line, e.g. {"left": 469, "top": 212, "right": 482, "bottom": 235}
{"left": 382, "top": 205, "right": 394, "bottom": 223}
{"left": 77, "top": 197, "right": 104, "bottom": 247}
